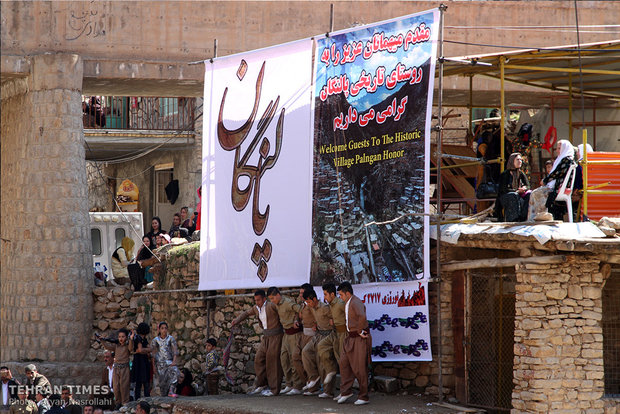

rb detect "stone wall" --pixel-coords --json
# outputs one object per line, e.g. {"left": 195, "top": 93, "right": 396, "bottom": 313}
{"left": 88, "top": 240, "right": 620, "bottom": 412}
{"left": 4, "top": 2, "right": 618, "bottom": 65}
{"left": 89, "top": 242, "right": 454, "bottom": 397}
{"left": 512, "top": 257, "right": 611, "bottom": 413}
{"left": 1, "top": 53, "right": 93, "bottom": 363}
{"left": 87, "top": 161, "right": 113, "bottom": 212}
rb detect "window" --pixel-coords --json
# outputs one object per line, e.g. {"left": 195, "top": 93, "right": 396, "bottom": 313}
{"left": 157, "top": 170, "right": 174, "bottom": 203}
{"left": 91, "top": 228, "right": 102, "bottom": 255}
{"left": 160, "top": 97, "right": 179, "bottom": 116}
{"left": 115, "top": 228, "right": 126, "bottom": 249}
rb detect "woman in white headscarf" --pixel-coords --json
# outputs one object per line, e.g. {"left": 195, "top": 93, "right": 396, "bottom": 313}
{"left": 528, "top": 139, "right": 577, "bottom": 221}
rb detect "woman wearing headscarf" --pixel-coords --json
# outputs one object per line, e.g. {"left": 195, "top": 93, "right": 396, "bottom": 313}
{"left": 128, "top": 235, "right": 155, "bottom": 291}
{"left": 543, "top": 139, "right": 578, "bottom": 220}
{"left": 497, "top": 153, "right": 530, "bottom": 221}
{"left": 110, "top": 237, "right": 135, "bottom": 285}
{"left": 528, "top": 139, "right": 576, "bottom": 221}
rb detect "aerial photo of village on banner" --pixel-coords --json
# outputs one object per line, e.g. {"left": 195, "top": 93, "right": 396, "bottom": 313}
{"left": 200, "top": 9, "right": 439, "bottom": 361}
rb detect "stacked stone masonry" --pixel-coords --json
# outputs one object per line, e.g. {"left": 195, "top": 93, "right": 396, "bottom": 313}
{"left": 1, "top": 53, "right": 92, "bottom": 363}
{"left": 512, "top": 257, "right": 613, "bottom": 413}
{"left": 90, "top": 242, "right": 450, "bottom": 396}
{"left": 87, "top": 242, "right": 620, "bottom": 412}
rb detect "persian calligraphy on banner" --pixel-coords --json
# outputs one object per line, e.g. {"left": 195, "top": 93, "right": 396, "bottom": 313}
{"left": 315, "top": 281, "right": 432, "bottom": 361}
{"left": 199, "top": 40, "right": 314, "bottom": 290}
{"left": 311, "top": 10, "right": 438, "bottom": 285}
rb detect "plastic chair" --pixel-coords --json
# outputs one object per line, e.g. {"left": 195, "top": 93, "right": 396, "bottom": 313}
{"left": 554, "top": 163, "right": 577, "bottom": 222}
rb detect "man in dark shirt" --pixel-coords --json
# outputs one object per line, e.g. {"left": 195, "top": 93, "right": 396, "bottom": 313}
{"left": 24, "top": 365, "right": 50, "bottom": 402}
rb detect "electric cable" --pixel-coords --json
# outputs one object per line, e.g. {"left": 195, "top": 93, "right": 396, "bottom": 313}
{"left": 86, "top": 105, "right": 203, "bottom": 182}
{"left": 85, "top": 137, "right": 162, "bottom": 265}
{"left": 87, "top": 104, "right": 203, "bottom": 164}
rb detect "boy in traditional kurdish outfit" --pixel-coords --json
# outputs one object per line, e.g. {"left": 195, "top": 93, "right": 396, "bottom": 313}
{"left": 96, "top": 328, "right": 132, "bottom": 408}
{"left": 204, "top": 338, "right": 220, "bottom": 395}
{"left": 150, "top": 322, "right": 180, "bottom": 397}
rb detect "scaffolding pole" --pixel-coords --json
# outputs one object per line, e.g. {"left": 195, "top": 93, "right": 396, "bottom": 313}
{"left": 436, "top": 3, "right": 447, "bottom": 403}
{"left": 499, "top": 56, "right": 505, "bottom": 173}
{"left": 569, "top": 74, "right": 574, "bottom": 143}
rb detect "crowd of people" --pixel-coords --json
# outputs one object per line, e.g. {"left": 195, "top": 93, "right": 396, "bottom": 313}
{"left": 107, "top": 206, "right": 198, "bottom": 291}
{"left": 231, "top": 282, "right": 372, "bottom": 405}
{"left": 1, "top": 322, "right": 220, "bottom": 414}
{"left": 494, "top": 139, "right": 592, "bottom": 222}
{"left": 1, "top": 281, "right": 372, "bottom": 411}
{"left": 95, "top": 320, "right": 221, "bottom": 408}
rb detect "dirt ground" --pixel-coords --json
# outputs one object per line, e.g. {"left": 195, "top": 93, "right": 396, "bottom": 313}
{"left": 133, "top": 394, "right": 474, "bottom": 414}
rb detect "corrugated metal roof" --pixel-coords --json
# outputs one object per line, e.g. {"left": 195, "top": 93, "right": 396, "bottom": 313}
{"left": 441, "top": 40, "right": 620, "bottom": 104}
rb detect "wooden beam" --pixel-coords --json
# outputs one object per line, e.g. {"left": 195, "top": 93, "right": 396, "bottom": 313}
{"left": 597, "top": 254, "right": 620, "bottom": 264}
{"left": 442, "top": 255, "right": 566, "bottom": 271}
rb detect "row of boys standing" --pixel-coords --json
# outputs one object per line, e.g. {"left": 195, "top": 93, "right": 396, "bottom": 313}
{"left": 232, "top": 282, "right": 372, "bottom": 405}
{"left": 96, "top": 322, "right": 180, "bottom": 409}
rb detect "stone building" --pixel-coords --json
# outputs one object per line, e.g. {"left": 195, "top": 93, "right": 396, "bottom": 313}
{"left": 87, "top": 224, "right": 620, "bottom": 412}
{"left": 2, "top": 1, "right": 620, "bottom": 409}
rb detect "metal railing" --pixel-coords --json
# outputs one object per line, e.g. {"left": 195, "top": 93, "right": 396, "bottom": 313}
{"left": 82, "top": 96, "right": 195, "bottom": 131}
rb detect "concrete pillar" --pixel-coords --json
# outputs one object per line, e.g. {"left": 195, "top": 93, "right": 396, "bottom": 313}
{"left": 1, "top": 53, "right": 92, "bottom": 362}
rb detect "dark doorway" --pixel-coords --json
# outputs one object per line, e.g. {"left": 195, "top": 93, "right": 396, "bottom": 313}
{"left": 467, "top": 268, "right": 516, "bottom": 412}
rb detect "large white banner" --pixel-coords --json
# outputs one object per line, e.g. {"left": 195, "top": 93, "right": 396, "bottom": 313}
{"left": 200, "top": 40, "right": 314, "bottom": 290}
